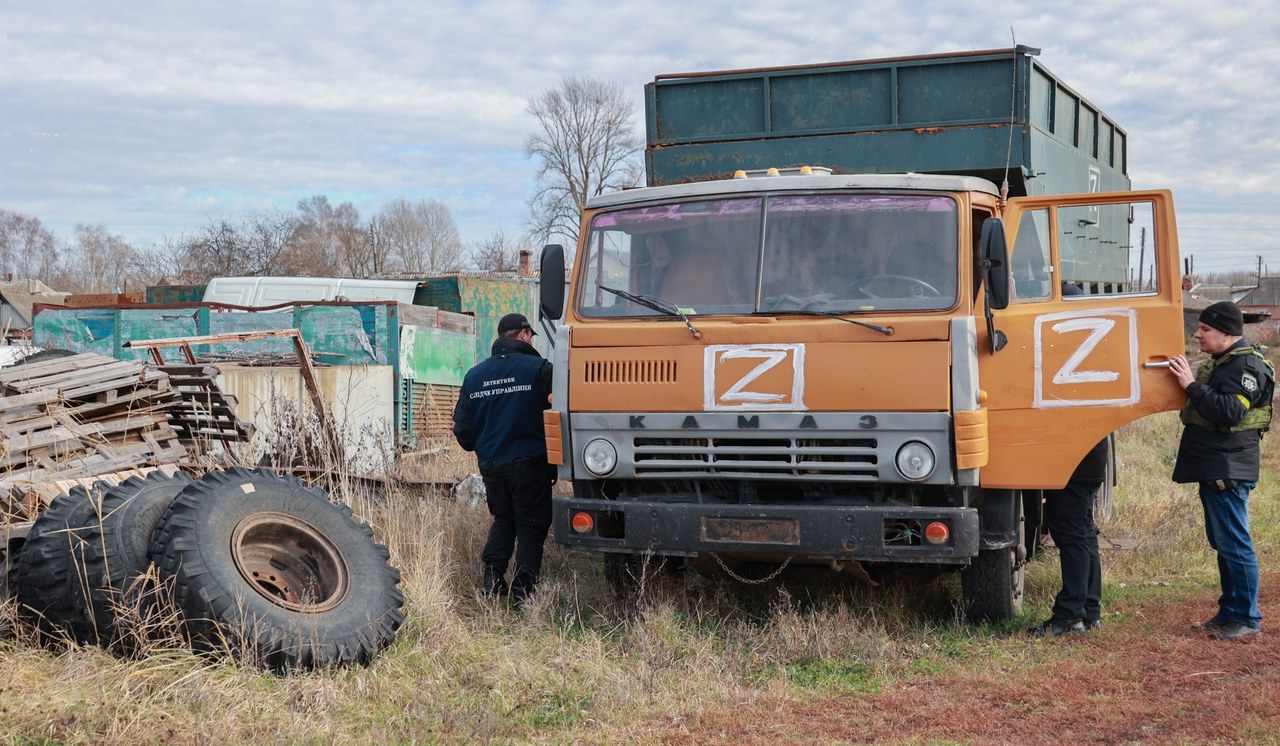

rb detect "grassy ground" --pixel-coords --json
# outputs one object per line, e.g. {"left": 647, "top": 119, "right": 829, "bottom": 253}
{"left": 2, "top": 409, "right": 1278, "bottom": 744}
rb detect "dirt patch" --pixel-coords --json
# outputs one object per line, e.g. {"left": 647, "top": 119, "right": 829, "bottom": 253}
{"left": 663, "top": 575, "right": 1280, "bottom": 745}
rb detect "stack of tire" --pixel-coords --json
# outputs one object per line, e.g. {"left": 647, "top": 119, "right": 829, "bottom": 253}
{"left": 5, "top": 467, "right": 405, "bottom": 671}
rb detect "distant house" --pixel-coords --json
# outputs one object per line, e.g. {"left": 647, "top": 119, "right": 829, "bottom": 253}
{"left": 0, "top": 279, "right": 67, "bottom": 337}
{"left": 1236, "top": 276, "right": 1280, "bottom": 341}
{"left": 1181, "top": 276, "right": 1274, "bottom": 340}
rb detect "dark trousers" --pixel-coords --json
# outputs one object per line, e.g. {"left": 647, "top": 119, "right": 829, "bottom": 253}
{"left": 1045, "top": 479, "right": 1103, "bottom": 624}
{"left": 480, "top": 458, "right": 553, "bottom": 593}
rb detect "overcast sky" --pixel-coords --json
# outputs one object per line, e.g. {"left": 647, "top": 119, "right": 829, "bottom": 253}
{"left": 2, "top": 1, "right": 1278, "bottom": 274}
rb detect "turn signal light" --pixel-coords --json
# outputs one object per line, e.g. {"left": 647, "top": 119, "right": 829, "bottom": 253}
{"left": 924, "top": 522, "right": 950, "bottom": 545}
{"left": 571, "top": 511, "right": 595, "bottom": 534}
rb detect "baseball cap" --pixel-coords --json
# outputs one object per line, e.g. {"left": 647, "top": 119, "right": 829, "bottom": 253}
{"left": 497, "top": 313, "right": 536, "bottom": 335}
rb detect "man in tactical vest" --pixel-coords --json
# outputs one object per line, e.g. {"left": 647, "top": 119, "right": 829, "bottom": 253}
{"left": 1170, "top": 301, "right": 1274, "bottom": 641}
{"left": 453, "top": 313, "right": 555, "bottom": 606}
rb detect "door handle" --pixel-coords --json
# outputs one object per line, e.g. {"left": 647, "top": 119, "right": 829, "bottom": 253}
{"left": 1143, "top": 360, "right": 1172, "bottom": 369}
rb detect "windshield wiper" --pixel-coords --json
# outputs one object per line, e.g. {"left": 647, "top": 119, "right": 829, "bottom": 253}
{"left": 600, "top": 286, "right": 702, "bottom": 339}
{"left": 770, "top": 308, "right": 893, "bottom": 335}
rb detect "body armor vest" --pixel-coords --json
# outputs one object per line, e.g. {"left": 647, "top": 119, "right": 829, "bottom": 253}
{"left": 1180, "top": 346, "right": 1274, "bottom": 433}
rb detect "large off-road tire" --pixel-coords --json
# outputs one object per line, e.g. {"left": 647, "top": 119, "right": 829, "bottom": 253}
{"left": 10, "top": 485, "right": 105, "bottom": 643}
{"left": 78, "top": 471, "right": 193, "bottom": 651}
{"left": 962, "top": 499, "right": 1026, "bottom": 623}
{"left": 148, "top": 467, "right": 405, "bottom": 670}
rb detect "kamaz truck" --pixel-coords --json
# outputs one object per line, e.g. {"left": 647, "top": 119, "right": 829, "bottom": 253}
{"left": 538, "top": 47, "right": 1184, "bottom": 619}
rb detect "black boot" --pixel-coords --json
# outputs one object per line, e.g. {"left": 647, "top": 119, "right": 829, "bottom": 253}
{"left": 483, "top": 565, "right": 510, "bottom": 596}
{"left": 511, "top": 569, "right": 538, "bottom": 610}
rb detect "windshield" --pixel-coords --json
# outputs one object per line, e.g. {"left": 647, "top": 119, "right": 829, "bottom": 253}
{"left": 577, "top": 193, "right": 958, "bottom": 316}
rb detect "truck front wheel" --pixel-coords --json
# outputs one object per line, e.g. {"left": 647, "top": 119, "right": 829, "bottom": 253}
{"left": 962, "top": 498, "right": 1026, "bottom": 622}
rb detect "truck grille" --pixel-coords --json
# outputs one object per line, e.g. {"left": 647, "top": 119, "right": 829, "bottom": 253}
{"left": 632, "top": 436, "right": 878, "bottom": 479}
{"left": 584, "top": 359, "right": 678, "bottom": 384}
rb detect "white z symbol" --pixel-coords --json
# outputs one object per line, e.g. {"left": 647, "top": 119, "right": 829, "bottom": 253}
{"left": 719, "top": 348, "right": 788, "bottom": 402}
{"left": 704, "top": 344, "right": 806, "bottom": 411}
{"left": 1051, "top": 317, "right": 1118, "bottom": 384}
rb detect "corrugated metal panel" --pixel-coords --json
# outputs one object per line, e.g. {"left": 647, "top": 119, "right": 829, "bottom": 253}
{"left": 405, "top": 381, "right": 460, "bottom": 442}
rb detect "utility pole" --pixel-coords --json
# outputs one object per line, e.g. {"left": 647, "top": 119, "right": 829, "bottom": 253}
{"left": 1136, "top": 228, "right": 1146, "bottom": 290}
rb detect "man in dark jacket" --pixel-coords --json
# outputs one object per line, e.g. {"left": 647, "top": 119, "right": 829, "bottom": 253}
{"left": 453, "top": 313, "right": 554, "bottom": 604}
{"left": 1028, "top": 437, "right": 1108, "bottom": 637}
{"left": 1170, "top": 301, "right": 1274, "bottom": 641}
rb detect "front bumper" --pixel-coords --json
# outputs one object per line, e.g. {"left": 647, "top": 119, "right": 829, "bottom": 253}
{"left": 554, "top": 497, "right": 979, "bottom": 563}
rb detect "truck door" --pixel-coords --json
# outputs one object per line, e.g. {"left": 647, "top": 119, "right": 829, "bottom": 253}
{"left": 978, "top": 189, "right": 1185, "bottom": 489}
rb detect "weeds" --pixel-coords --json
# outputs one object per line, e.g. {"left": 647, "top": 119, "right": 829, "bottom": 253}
{"left": 0, "top": 419, "right": 1272, "bottom": 744}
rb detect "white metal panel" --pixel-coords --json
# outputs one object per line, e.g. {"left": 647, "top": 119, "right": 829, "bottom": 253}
{"left": 215, "top": 364, "right": 396, "bottom": 474}
{"left": 203, "top": 276, "right": 423, "bottom": 307}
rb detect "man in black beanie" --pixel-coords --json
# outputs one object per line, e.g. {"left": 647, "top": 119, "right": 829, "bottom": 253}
{"left": 1169, "top": 301, "right": 1274, "bottom": 640}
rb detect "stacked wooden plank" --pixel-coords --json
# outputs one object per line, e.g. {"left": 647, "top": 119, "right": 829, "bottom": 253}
{"left": 0, "top": 353, "right": 187, "bottom": 521}
{"left": 157, "top": 364, "right": 256, "bottom": 445}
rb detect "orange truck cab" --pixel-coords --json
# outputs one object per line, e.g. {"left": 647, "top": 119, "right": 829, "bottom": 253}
{"left": 538, "top": 49, "right": 1184, "bottom": 619}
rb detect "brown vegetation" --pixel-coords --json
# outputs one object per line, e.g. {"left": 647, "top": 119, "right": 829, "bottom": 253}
{"left": 2, "top": 409, "right": 1279, "bottom": 743}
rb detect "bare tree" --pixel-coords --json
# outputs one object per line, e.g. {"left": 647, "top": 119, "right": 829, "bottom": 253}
{"left": 468, "top": 228, "right": 526, "bottom": 272}
{"left": 165, "top": 208, "right": 299, "bottom": 283}
{"left": 52, "top": 224, "right": 151, "bottom": 293}
{"left": 0, "top": 209, "right": 60, "bottom": 282}
{"left": 289, "top": 195, "right": 368, "bottom": 276}
{"left": 373, "top": 198, "right": 463, "bottom": 274}
{"left": 525, "top": 75, "right": 643, "bottom": 245}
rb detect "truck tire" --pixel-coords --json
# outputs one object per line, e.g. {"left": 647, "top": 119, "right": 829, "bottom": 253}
{"left": 10, "top": 485, "right": 105, "bottom": 643}
{"left": 148, "top": 467, "right": 405, "bottom": 670}
{"left": 78, "top": 471, "right": 192, "bottom": 651}
{"left": 962, "top": 499, "right": 1026, "bottom": 622}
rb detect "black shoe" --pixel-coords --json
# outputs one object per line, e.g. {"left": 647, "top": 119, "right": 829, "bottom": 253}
{"left": 1208, "top": 622, "right": 1261, "bottom": 641}
{"left": 510, "top": 569, "right": 538, "bottom": 610}
{"left": 1193, "top": 615, "right": 1227, "bottom": 632}
{"left": 1027, "top": 619, "right": 1086, "bottom": 637}
{"left": 1084, "top": 618, "right": 1102, "bottom": 631}
{"left": 483, "top": 566, "right": 510, "bottom": 596}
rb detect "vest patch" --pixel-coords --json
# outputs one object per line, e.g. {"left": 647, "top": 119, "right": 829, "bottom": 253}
{"left": 1243, "top": 373, "right": 1258, "bottom": 393}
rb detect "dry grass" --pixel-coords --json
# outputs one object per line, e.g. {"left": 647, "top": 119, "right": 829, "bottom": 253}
{"left": 2, "top": 412, "right": 1276, "bottom": 744}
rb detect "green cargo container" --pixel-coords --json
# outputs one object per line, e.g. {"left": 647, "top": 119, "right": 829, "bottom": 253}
{"left": 645, "top": 46, "right": 1128, "bottom": 197}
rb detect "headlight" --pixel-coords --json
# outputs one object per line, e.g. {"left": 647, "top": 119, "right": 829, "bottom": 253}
{"left": 583, "top": 439, "right": 618, "bottom": 476}
{"left": 895, "top": 441, "right": 936, "bottom": 481}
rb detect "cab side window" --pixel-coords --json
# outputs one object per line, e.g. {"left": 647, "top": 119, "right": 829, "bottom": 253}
{"left": 1011, "top": 209, "right": 1052, "bottom": 302}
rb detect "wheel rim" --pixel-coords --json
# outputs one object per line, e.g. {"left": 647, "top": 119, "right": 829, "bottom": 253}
{"left": 230, "top": 511, "right": 350, "bottom": 613}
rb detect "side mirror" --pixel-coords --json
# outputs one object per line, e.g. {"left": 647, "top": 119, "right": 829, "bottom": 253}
{"left": 980, "top": 218, "right": 1010, "bottom": 311}
{"left": 539, "top": 244, "right": 566, "bottom": 321}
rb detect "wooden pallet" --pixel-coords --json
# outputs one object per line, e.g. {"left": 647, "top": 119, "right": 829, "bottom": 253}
{"left": 157, "top": 364, "right": 256, "bottom": 445}
{"left": 0, "top": 353, "right": 189, "bottom": 521}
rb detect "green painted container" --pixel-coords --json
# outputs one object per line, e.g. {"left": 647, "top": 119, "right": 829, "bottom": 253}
{"left": 645, "top": 46, "right": 1129, "bottom": 197}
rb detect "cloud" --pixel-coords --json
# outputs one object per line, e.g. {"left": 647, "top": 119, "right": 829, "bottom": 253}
{"left": 2, "top": 0, "right": 1278, "bottom": 271}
